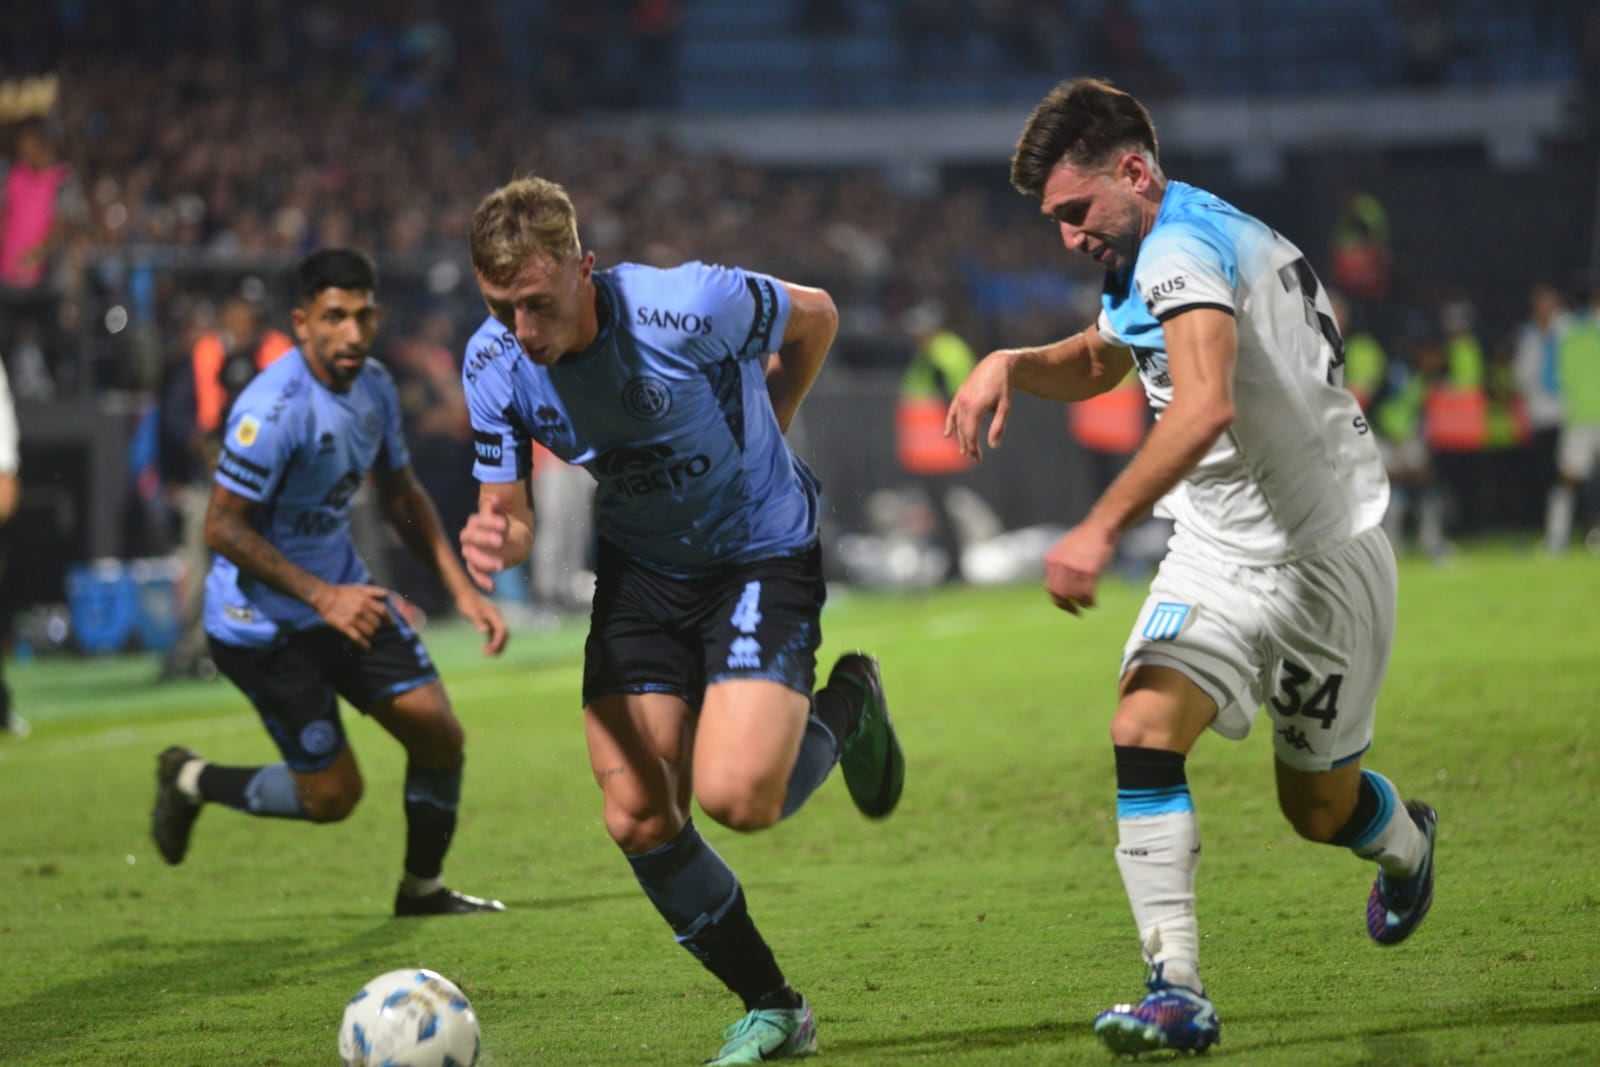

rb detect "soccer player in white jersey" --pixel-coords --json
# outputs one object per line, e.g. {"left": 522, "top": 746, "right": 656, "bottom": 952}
{"left": 946, "top": 79, "right": 1438, "bottom": 1055}
{"left": 457, "top": 177, "right": 905, "bottom": 1065}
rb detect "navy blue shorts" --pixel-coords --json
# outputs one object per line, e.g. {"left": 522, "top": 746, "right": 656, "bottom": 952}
{"left": 582, "top": 541, "right": 826, "bottom": 709}
{"left": 208, "top": 613, "right": 437, "bottom": 772}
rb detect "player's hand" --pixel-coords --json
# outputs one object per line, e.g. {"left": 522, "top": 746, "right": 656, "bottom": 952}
{"left": 945, "top": 350, "right": 1015, "bottom": 461}
{"left": 310, "top": 583, "right": 393, "bottom": 649}
{"left": 457, "top": 590, "right": 509, "bottom": 657}
{"left": 460, "top": 497, "right": 511, "bottom": 592}
{"left": 1043, "top": 522, "right": 1118, "bottom": 616}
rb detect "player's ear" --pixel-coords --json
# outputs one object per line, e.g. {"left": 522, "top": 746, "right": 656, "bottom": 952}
{"left": 578, "top": 250, "right": 595, "bottom": 282}
{"left": 291, "top": 304, "right": 310, "bottom": 345}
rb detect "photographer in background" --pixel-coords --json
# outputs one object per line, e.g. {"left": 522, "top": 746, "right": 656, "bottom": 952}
{"left": 0, "top": 353, "right": 23, "bottom": 737}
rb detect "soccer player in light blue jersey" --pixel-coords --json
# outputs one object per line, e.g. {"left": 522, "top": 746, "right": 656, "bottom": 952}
{"left": 947, "top": 80, "right": 1438, "bottom": 1055}
{"left": 457, "top": 177, "right": 905, "bottom": 1065}
{"left": 149, "top": 249, "right": 511, "bottom": 918}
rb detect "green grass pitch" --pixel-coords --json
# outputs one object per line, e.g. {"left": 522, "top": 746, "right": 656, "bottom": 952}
{"left": 1, "top": 547, "right": 1597, "bottom": 1065}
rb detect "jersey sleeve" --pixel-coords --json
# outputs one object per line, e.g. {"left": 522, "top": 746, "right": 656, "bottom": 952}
{"left": 463, "top": 332, "right": 530, "bottom": 484}
{"left": 686, "top": 262, "right": 793, "bottom": 364}
{"left": 1133, "top": 225, "right": 1238, "bottom": 323}
{"left": 214, "top": 390, "right": 297, "bottom": 502}
{"left": 369, "top": 361, "right": 412, "bottom": 473}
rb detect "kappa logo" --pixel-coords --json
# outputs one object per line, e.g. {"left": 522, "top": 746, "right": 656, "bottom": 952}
{"left": 623, "top": 376, "right": 673, "bottom": 421}
{"left": 1277, "top": 724, "right": 1315, "bottom": 753}
{"left": 234, "top": 415, "right": 261, "bottom": 447}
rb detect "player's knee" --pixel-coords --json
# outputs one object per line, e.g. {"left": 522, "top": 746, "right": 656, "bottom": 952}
{"left": 604, "top": 806, "right": 684, "bottom": 854}
{"left": 1280, "top": 798, "right": 1344, "bottom": 843}
{"left": 696, "top": 783, "right": 783, "bottom": 833}
{"left": 408, "top": 708, "right": 466, "bottom": 766}
{"left": 1110, "top": 711, "right": 1180, "bottom": 751}
{"left": 301, "top": 773, "right": 363, "bottom": 823}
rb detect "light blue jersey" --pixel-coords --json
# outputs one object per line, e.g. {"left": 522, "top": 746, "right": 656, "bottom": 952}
{"left": 1095, "top": 181, "right": 1387, "bottom": 563}
{"left": 464, "top": 261, "right": 819, "bottom": 575}
{"left": 204, "top": 350, "right": 410, "bottom": 646}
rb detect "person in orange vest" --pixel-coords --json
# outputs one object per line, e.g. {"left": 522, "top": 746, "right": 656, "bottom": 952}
{"left": 896, "top": 299, "right": 978, "bottom": 579}
{"left": 159, "top": 293, "right": 292, "bottom": 681}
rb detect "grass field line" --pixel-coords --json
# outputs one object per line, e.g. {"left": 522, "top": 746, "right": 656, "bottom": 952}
{"left": 0, "top": 712, "right": 261, "bottom": 763}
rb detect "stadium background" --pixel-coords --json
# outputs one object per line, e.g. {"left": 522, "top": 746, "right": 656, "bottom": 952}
{"left": 1, "top": 0, "right": 1597, "bottom": 648}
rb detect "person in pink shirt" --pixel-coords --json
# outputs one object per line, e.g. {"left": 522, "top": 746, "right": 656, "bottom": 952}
{"left": 0, "top": 120, "right": 73, "bottom": 394}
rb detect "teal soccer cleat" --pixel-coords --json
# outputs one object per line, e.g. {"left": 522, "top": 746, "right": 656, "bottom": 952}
{"left": 829, "top": 653, "right": 905, "bottom": 819}
{"left": 704, "top": 1001, "right": 817, "bottom": 1065}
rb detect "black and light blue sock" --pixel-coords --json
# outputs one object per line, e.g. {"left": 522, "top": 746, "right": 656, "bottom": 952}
{"left": 1328, "top": 768, "right": 1426, "bottom": 876}
{"left": 403, "top": 762, "right": 463, "bottom": 881}
{"left": 199, "top": 762, "right": 307, "bottom": 819}
{"left": 628, "top": 819, "right": 788, "bottom": 1009}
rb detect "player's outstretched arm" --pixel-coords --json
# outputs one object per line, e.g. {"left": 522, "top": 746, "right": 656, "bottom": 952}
{"left": 203, "top": 482, "right": 391, "bottom": 649}
{"left": 946, "top": 327, "right": 1134, "bottom": 461}
{"left": 765, "top": 281, "right": 838, "bottom": 433}
{"left": 459, "top": 479, "right": 535, "bottom": 594}
{"left": 376, "top": 465, "right": 508, "bottom": 654}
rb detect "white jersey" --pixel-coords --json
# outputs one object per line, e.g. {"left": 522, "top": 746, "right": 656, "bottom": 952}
{"left": 1096, "top": 181, "right": 1388, "bottom": 565}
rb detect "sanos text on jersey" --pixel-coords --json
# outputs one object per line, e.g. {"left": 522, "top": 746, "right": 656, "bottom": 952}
{"left": 636, "top": 306, "right": 714, "bottom": 335}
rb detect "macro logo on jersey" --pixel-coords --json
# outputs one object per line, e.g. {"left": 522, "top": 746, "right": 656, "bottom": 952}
{"left": 622, "top": 376, "right": 673, "bottom": 421}
{"left": 234, "top": 415, "right": 261, "bottom": 447}
{"left": 635, "top": 306, "right": 715, "bottom": 335}
{"left": 1143, "top": 602, "right": 1190, "bottom": 641}
{"left": 740, "top": 277, "right": 779, "bottom": 357}
{"left": 218, "top": 447, "right": 271, "bottom": 494}
{"left": 474, "top": 430, "right": 504, "bottom": 466}
{"left": 591, "top": 442, "right": 711, "bottom": 498}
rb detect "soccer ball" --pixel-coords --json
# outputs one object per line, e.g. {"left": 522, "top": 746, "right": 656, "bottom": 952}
{"left": 338, "top": 968, "right": 481, "bottom": 1067}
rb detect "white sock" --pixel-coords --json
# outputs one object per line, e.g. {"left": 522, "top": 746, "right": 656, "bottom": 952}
{"left": 176, "top": 758, "right": 207, "bottom": 802}
{"left": 1547, "top": 485, "right": 1575, "bottom": 553}
{"left": 400, "top": 874, "right": 443, "bottom": 898}
{"left": 1351, "top": 773, "right": 1428, "bottom": 877}
{"left": 1115, "top": 810, "right": 1202, "bottom": 990}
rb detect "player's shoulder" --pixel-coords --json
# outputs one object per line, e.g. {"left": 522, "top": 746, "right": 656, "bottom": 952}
{"left": 461, "top": 315, "right": 522, "bottom": 388}
{"left": 233, "top": 348, "right": 309, "bottom": 415}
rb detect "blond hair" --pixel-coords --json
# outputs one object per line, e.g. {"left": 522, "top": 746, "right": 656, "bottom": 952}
{"left": 469, "top": 177, "right": 582, "bottom": 286}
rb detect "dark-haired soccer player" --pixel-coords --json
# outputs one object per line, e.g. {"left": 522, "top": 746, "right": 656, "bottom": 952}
{"left": 149, "top": 248, "right": 510, "bottom": 917}
{"left": 457, "top": 176, "right": 904, "bottom": 1064}
{"left": 947, "top": 79, "right": 1437, "bottom": 1055}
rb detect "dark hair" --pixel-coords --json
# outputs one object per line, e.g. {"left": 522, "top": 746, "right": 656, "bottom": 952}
{"left": 1010, "top": 78, "right": 1160, "bottom": 198}
{"left": 296, "top": 248, "right": 379, "bottom": 304}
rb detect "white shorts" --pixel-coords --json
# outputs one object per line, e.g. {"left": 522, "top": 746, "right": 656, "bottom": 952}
{"left": 1556, "top": 424, "right": 1600, "bottom": 481}
{"left": 1121, "top": 526, "right": 1397, "bottom": 771}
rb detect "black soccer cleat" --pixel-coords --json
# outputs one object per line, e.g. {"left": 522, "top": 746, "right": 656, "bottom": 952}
{"left": 150, "top": 745, "right": 203, "bottom": 865}
{"left": 830, "top": 652, "right": 905, "bottom": 819}
{"left": 393, "top": 886, "right": 507, "bottom": 918}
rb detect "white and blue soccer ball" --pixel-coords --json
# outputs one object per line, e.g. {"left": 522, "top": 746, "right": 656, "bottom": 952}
{"left": 338, "top": 968, "right": 481, "bottom": 1067}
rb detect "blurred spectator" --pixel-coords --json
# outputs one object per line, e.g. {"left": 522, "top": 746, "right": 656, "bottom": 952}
{"left": 0, "top": 353, "right": 23, "bottom": 737}
{"left": 159, "top": 293, "right": 291, "bottom": 681}
{"left": 1395, "top": 0, "right": 1455, "bottom": 87}
{"left": 387, "top": 308, "right": 474, "bottom": 611}
{"left": 529, "top": 445, "right": 596, "bottom": 615}
{"left": 1512, "top": 281, "right": 1570, "bottom": 528}
{"left": 1425, "top": 299, "right": 1491, "bottom": 533}
{"left": 1328, "top": 185, "right": 1392, "bottom": 308}
{"left": 1546, "top": 285, "right": 1600, "bottom": 553}
{"left": 0, "top": 116, "right": 78, "bottom": 398}
{"left": 1086, "top": 0, "right": 1179, "bottom": 98}
{"left": 628, "top": 0, "right": 682, "bottom": 108}
{"left": 895, "top": 299, "right": 977, "bottom": 578}
{"left": 1332, "top": 289, "right": 1388, "bottom": 409}
{"left": 1378, "top": 333, "right": 1448, "bottom": 558}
